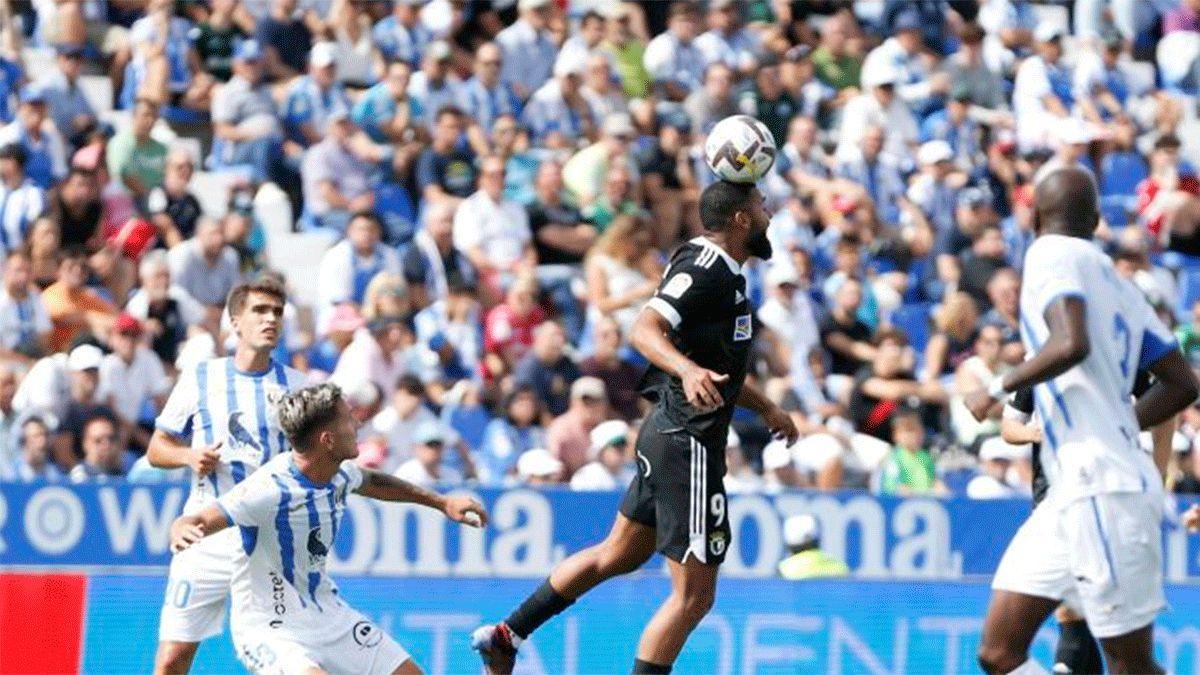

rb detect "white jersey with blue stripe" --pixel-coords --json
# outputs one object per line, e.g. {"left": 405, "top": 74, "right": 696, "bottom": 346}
{"left": 155, "top": 357, "right": 308, "bottom": 515}
{"left": 217, "top": 453, "right": 363, "bottom": 640}
{"left": 1020, "top": 234, "right": 1174, "bottom": 503}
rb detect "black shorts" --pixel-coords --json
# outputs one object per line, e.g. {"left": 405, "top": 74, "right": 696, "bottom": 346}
{"left": 619, "top": 411, "right": 731, "bottom": 565}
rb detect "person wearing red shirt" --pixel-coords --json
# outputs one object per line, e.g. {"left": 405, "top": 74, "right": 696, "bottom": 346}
{"left": 482, "top": 275, "right": 545, "bottom": 382}
{"left": 1135, "top": 134, "right": 1200, "bottom": 244}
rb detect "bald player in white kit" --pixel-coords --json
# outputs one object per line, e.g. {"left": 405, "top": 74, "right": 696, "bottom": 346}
{"left": 965, "top": 166, "right": 1199, "bottom": 674}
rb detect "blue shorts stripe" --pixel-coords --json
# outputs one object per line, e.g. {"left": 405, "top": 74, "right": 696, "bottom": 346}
{"left": 1089, "top": 496, "right": 1119, "bottom": 586}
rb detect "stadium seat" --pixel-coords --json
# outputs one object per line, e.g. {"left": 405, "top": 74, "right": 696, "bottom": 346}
{"left": 891, "top": 302, "right": 934, "bottom": 355}
{"left": 189, "top": 170, "right": 237, "bottom": 219}
{"left": 1100, "top": 152, "right": 1148, "bottom": 198}
{"left": 1177, "top": 268, "right": 1200, "bottom": 321}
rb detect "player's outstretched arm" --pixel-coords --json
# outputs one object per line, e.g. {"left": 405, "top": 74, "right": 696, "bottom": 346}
{"left": 736, "top": 381, "right": 799, "bottom": 445}
{"left": 169, "top": 506, "right": 231, "bottom": 553}
{"left": 1136, "top": 350, "right": 1199, "bottom": 430}
{"left": 147, "top": 430, "right": 222, "bottom": 475}
{"left": 356, "top": 469, "right": 488, "bottom": 527}
{"left": 631, "top": 307, "right": 728, "bottom": 411}
{"left": 965, "top": 297, "right": 1089, "bottom": 420}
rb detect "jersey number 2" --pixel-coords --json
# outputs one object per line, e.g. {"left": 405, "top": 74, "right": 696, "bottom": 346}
{"left": 1113, "top": 314, "right": 1135, "bottom": 386}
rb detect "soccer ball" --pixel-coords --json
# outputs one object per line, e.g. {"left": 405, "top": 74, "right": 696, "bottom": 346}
{"left": 704, "top": 115, "right": 778, "bottom": 184}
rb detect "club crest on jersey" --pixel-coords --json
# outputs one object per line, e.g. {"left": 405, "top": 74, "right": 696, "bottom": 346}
{"left": 227, "top": 412, "right": 262, "bottom": 456}
{"left": 353, "top": 621, "right": 383, "bottom": 648}
{"left": 709, "top": 531, "right": 727, "bottom": 557}
{"left": 307, "top": 527, "right": 327, "bottom": 566}
{"left": 733, "top": 314, "right": 752, "bottom": 341}
{"left": 662, "top": 273, "right": 693, "bottom": 299}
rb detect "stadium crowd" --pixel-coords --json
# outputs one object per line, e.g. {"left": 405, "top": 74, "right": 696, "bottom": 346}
{"left": 4, "top": 0, "right": 1200, "bottom": 499}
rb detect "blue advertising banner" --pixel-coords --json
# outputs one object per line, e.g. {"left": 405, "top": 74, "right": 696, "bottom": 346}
{"left": 80, "top": 575, "right": 1200, "bottom": 674}
{"left": 2, "top": 483, "right": 1200, "bottom": 580}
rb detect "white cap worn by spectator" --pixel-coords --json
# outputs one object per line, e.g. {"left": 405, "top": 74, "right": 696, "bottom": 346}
{"left": 518, "top": 448, "right": 564, "bottom": 480}
{"left": 766, "top": 265, "right": 800, "bottom": 288}
{"left": 602, "top": 112, "right": 635, "bottom": 138}
{"left": 783, "top": 514, "right": 821, "bottom": 549}
{"left": 519, "top": 0, "right": 551, "bottom": 10}
{"left": 67, "top": 344, "right": 104, "bottom": 372}
{"left": 428, "top": 41, "right": 453, "bottom": 62}
{"left": 589, "top": 419, "right": 630, "bottom": 460}
{"left": 917, "top": 140, "right": 954, "bottom": 167}
{"left": 554, "top": 50, "right": 588, "bottom": 79}
{"left": 343, "top": 379, "right": 381, "bottom": 410}
{"left": 310, "top": 42, "right": 337, "bottom": 69}
{"left": 1033, "top": 21, "right": 1066, "bottom": 44}
{"left": 859, "top": 59, "right": 901, "bottom": 89}
{"left": 571, "top": 376, "right": 607, "bottom": 401}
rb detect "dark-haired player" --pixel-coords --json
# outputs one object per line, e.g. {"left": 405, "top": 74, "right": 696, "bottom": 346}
{"left": 472, "top": 180, "right": 798, "bottom": 674}
{"left": 148, "top": 278, "right": 309, "bottom": 674}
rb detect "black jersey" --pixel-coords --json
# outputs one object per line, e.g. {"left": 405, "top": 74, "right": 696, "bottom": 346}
{"left": 640, "top": 237, "right": 754, "bottom": 448}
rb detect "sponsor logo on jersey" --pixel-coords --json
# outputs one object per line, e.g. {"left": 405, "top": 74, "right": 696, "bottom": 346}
{"left": 269, "top": 570, "right": 287, "bottom": 620}
{"left": 352, "top": 621, "right": 383, "bottom": 649}
{"left": 662, "top": 273, "right": 693, "bottom": 299}
{"left": 733, "top": 314, "right": 752, "bottom": 341}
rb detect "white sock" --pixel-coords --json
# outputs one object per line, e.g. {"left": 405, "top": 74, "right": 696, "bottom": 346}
{"left": 1007, "top": 658, "right": 1050, "bottom": 675}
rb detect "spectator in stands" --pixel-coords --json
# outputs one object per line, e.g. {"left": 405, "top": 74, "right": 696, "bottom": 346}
{"left": 366, "top": 375, "right": 441, "bottom": 474}
{"left": 811, "top": 12, "right": 861, "bottom": 92}
{"left": 959, "top": 226, "right": 1009, "bottom": 311}
{"left": 909, "top": 141, "right": 964, "bottom": 250}
{"left": 546, "top": 376, "right": 608, "bottom": 476}
{"left": 0, "top": 362, "right": 14, "bottom": 465}
{"left": 980, "top": 267, "right": 1023, "bottom": 362}
{"left": 581, "top": 54, "right": 625, "bottom": 123}
{"left": 127, "top": 0, "right": 213, "bottom": 113}
{"left": 463, "top": 42, "right": 522, "bottom": 152}
{"left": 408, "top": 42, "right": 463, "bottom": 133}
{"left": 643, "top": 2, "right": 704, "bottom": 102}
{"left": 8, "top": 417, "right": 61, "bottom": 482}
{"left": 582, "top": 165, "right": 642, "bottom": 233}
{"left": 325, "top": 0, "right": 379, "bottom": 89}
{"left": 41, "top": 246, "right": 117, "bottom": 353}
{"left": 762, "top": 439, "right": 805, "bottom": 492}
{"left": 453, "top": 154, "right": 534, "bottom": 297}
{"left": 394, "top": 421, "right": 466, "bottom": 487}
{"left": 54, "top": 343, "right": 115, "bottom": 467}
{"left": 403, "top": 202, "right": 477, "bottom": 309}
{"left": 1175, "top": 442, "right": 1200, "bottom": 494}
{"left": 513, "top": 321, "right": 580, "bottom": 417}
{"left": 685, "top": 63, "right": 738, "bottom": 136}
{"left": 333, "top": 314, "right": 424, "bottom": 399}
{"left": 33, "top": 43, "right": 98, "bottom": 148}
{"left": 373, "top": 0, "right": 432, "bottom": 68}
{"left": 480, "top": 385, "right": 546, "bottom": 482}
{"left": 584, "top": 215, "right": 659, "bottom": 340}
{"left": 877, "top": 407, "right": 946, "bottom": 496}
{"left": 0, "top": 250, "right": 52, "bottom": 365}
{"left": 124, "top": 249, "right": 206, "bottom": 364}
{"left": 145, "top": 149, "right": 201, "bottom": 248}
{"left": 580, "top": 316, "right": 642, "bottom": 421}
{"left": 836, "top": 125, "right": 906, "bottom": 227}
{"left": 723, "top": 428, "right": 764, "bottom": 494}
{"left": 640, "top": 111, "right": 696, "bottom": 246}
{"left": 564, "top": 112, "right": 639, "bottom": 217}
{"left": 0, "top": 144, "right": 45, "bottom": 258}
{"left": 922, "top": 86, "right": 986, "bottom": 175}
{"left": 923, "top": 292, "right": 980, "bottom": 384}
{"left": 492, "top": 115, "right": 541, "bottom": 207}
{"left": 299, "top": 109, "right": 375, "bottom": 234}
{"left": 865, "top": 10, "right": 950, "bottom": 116}
{"left": 97, "top": 313, "right": 167, "bottom": 450}
{"left": 283, "top": 42, "right": 352, "bottom": 149}
{"left": 516, "top": 447, "right": 564, "bottom": 485}
{"left": 851, "top": 329, "right": 946, "bottom": 441}
{"left": 106, "top": 98, "right": 167, "bottom": 204}
{"left": 528, "top": 160, "right": 595, "bottom": 268}
{"left": 522, "top": 51, "right": 596, "bottom": 147}
{"left": 190, "top": 0, "right": 249, "bottom": 83}
{"left": 353, "top": 59, "right": 423, "bottom": 145}
{"left": 209, "top": 40, "right": 283, "bottom": 183}
{"left": 48, "top": 168, "right": 102, "bottom": 249}
{"left": 1137, "top": 134, "right": 1200, "bottom": 248}
{"left": 1012, "top": 22, "right": 1073, "bottom": 152}
{"left": 695, "top": 0, "right": 758, "bottom": 76}
{"left": 166, "top": 217, "right": 240, "bottom": 312}
{"left": 819, "top": 277, "right": 875, "bottom": 379}
{"left": 945, "top": 22, "right": 1008, "bottom": 115}
{"left": 0, "top": 89, "right": 68, "bottom": 189}
{"left": 557, "top": 10, "right": 606, "bottom": 78}
{"left": 497, "top": 0, "right": 558, "bottom": 101}
{"left": 778, "top": 514, "right": 850, "bottom": 580}
{"left": 599, "top": 2, "right": 650, "bottom": 100}
{"left": 256, "top": 0, "right": 313, "bottom": 81}
{"left": 836, "top": 59, "right": 917, "bottom": 161}
{"left": 570, "top": 419, "right": 636, "bottom": 491}
{"left": 315, "top": 211, "right": 401, "bottom": 329}
{"left": 412, "top": 279, "right": 482, "bottom": 382}
{"left": 416, "top": 106, "right": 476, "bottom": 207}
{"left": 967, "top": 436, "right": 1026, "bottom": 498}
{"left": 68, "top": 414, "right": 132, "bottom": 482}
{"left": 736, "top": 54, "right": 798, "bottom": 152}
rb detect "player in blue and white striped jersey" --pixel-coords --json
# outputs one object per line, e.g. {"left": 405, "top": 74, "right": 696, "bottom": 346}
{"left": 169, "top": 383, "right": 487, "bottom": 675}
{"left": 149, "top": 278, "right": 308, "bottom": 674}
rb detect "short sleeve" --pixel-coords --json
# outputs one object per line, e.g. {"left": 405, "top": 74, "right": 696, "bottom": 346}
{"left": 210, "top": 83, "right": 236, "bottom": 124}
{"left": 216, "top": 471, "right": 278, "bottom": 527}
{"left": 341, "top": 460, "right": 365, "bottom": 493}
{"left": 1021, "top": 239, "right": 1087, "bottom": 316}
{"left": 155, "top": 363, "right": 199, "bottom": 438}
{"left": 644, "top": 253, "right": 719, "bottom": 330}
{"left": 1137, "top": 296, "right": 1179, "bottom": 370}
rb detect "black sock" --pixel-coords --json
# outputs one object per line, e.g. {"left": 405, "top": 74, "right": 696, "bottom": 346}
{"left": 632, "top": 658, "right": 672, "bottom": 674}
{"left": 1055, "top": 620, "right": 1103, "bottom": 674}
{"left": 504, "top": 579, "right": 575, "bottom": 639}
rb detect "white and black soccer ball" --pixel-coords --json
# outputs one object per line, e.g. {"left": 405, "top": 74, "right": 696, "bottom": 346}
{"left": 703, "top": 115, "right": 778, "bottom": 184}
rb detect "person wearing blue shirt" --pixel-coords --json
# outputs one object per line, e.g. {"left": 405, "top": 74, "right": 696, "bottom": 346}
{"left": 0, "top": 90, "right": 68, "bottom": 190}
{"left": 353, "top": 60, "right": 424, "bottom": 144}
{"left": 836, "top": 126, "right": 907, "bottom": 227}
{"left": 479, "top": 386, "right": 546, "bottom": 483}
{"left": 373, "top": 0, "right": 433, "bottom": 69}
{"left": 495, "top": 0, "right": 558, "bottom": 101}
{"left": 282, "top": 43, "right": 353, "bottom": 148}
{"left": 0, "top": 56, "right": 20, "bottom": 125}
{"left": 920, "top": 87, "right": 984, "bottom": 177}
{"left": 462, "top": 43, "right": 523, "bottom": 153}
{"left": 33, "top": 45, "right": 97, "bottom": 147}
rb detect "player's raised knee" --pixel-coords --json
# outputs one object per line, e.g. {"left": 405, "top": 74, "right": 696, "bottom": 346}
{"left": 153, "top": 641, "right": 199, "bottom": 675}
{"left": 977, "top": 643, "right": 1023, "bottom": 675}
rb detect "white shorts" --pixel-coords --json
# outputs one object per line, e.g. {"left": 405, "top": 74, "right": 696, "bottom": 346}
{"left": 233, "top": 615, "right": 411, "bottom": 675}
{"left": 992, "top": 491, "right": 1165, "bottom": 639}
{"left": 158, "top": 529, "right": 237, "bottom": 642}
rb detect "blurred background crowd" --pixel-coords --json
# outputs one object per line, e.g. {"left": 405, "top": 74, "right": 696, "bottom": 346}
{"left": 4, "top": 0, "right": 1200, "bottom": 499}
